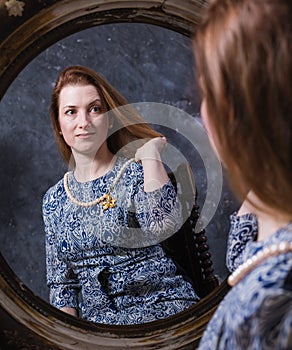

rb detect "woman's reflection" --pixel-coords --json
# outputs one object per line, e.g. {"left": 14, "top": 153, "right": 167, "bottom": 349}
{"left": 43, "top": 65, "right": 199, "bottom": 324}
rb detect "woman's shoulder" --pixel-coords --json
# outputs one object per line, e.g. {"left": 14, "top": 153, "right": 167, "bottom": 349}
{"left": 43, "top": 175, "right": 65, "bottom": 205}
{"left": 116, "top": 156, "right": 143, "bottom": 179}
{"left": 241, "top": 237, "right": 292, "bottom": 295}
{"left": 117, "top": 156, "right": 142, "bottom": 170}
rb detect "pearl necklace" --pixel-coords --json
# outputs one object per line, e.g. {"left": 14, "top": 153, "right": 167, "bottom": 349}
{"left": 63, "top": 158, "right": 135, "bottom": 210}
{"left": 228, "top": 241, "right": 292, "bottom": 287}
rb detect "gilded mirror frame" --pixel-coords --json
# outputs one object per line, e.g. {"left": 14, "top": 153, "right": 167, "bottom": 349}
{"left": 0, "top": 1, "right": 229, "bottom": 349}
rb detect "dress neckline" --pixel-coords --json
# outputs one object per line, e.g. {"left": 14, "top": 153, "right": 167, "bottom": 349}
{"left": 245, "top": 221, "right": 292, "bottom": 258}
{"left": 69, "top": 156, "right": 122, "bottom": 186}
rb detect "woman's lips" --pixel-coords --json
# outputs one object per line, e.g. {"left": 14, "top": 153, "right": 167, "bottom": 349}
{"left": 76, "top": 132, "right": 95, "bottom": 138}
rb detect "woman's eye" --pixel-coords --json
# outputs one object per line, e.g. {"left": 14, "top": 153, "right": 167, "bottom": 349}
{"left": 89, "top": 106, "right": 101, "bottom": 114}
{"left": 65, "top": 109, "right": 75, "bottom": 116}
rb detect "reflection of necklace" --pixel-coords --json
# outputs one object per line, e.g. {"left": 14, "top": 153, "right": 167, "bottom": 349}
{"left": 228, "top": 241, "right": 292, "bottom": 287}
{"left": 64, "top": 158, "right": 135, "bottom": 210}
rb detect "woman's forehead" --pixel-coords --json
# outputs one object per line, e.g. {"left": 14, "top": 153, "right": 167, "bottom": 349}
{"left": 59, "top": 84, "right": 101, "bottom": 105}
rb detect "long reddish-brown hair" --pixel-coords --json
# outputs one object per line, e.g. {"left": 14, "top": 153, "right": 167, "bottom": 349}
{"left": 50, "top": 65, "right": 161, "bottom": 163}
{"left": 194, "top": 0, "right": 292, "bottom": 217}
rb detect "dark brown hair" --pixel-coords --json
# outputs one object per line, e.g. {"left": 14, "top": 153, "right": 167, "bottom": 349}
{"left": 50, "top": 65, "right": 161, "bottom": 163}
{"left": 194, "top": 0, "right": 292, "bottom": 217}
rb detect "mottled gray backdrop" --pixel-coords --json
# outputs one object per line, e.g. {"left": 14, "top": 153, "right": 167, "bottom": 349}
{"left": 0, "top": 23, "right": 238, "bottom": 302}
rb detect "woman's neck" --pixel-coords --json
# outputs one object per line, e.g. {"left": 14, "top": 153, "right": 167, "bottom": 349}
{"left": 238, "top": 191, "right": 291, "bottom": 241}
{"left": 72, "top": 145, "right": 115, "bottom": 182}
{"left": 257, "top": 211, "right": 291, "bottom": 241}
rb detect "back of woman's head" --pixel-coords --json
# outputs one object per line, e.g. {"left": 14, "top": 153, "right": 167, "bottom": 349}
{"left": 194, "top": 0, "right": 292, "bottom": 217}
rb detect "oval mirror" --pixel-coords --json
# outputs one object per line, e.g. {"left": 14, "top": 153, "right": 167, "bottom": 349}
{"left": 0, "top": 1, "right": 237, "bottom": 349}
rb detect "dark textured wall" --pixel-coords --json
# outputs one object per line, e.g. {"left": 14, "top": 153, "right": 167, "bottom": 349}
{"left": 0, "top": 23, "right": 238, "bottom": 302}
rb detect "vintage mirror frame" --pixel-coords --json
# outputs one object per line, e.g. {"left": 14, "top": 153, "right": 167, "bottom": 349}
{"left": 0, "top": 1, "right": 229, "bottom": 349}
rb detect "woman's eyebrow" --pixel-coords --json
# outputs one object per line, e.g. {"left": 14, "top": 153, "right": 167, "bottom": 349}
{"left": 88, "top": 98, "right": 101, "bottom": 106}
{"left": 63, "top": 104, "right": 76, "bottom": 109}
{"left": 62, "top": 99, "right": 101, "bottom": 109}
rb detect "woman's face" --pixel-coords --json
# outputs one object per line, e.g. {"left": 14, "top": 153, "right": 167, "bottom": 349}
{"left": 58, "top": 84, "right": 110, "bottom": 158}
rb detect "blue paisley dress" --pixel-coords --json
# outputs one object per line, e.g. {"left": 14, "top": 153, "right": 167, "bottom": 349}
{"left": 199, "top": 213, "right": 292, "bottom": 350}
{"left": 43, "top": 157, "right": 199, "bottom": 325}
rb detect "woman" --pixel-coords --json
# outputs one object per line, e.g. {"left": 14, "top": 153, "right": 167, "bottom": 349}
{"left": 194, "top": 0, "right": 292, "bottom": 349}
{"left": 43, "top": 65, "right": 199, "bottom": 325}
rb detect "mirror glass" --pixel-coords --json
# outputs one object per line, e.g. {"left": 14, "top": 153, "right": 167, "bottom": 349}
{"left": 0, "top": 22, "right": 238, "bottom": 309}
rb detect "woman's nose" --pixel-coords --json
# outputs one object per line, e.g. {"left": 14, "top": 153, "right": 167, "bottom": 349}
{"left": 78, "top": 111, "right": 91, "bottom": 128}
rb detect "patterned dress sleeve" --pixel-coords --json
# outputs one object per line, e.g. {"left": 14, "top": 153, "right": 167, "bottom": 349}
{"left": 127, "top": 162, "right": 183, "bottom": 246}
{"left": 43, "top": 188, "right": 81, "bottom": 310}
{"left": 226, "top": 212, "right": 258, "bottom": 272}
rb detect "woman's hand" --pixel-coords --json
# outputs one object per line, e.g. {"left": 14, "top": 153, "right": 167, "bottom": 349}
{"left": 135, "top": 137, "right": 169, "bottom": 192}
{"left": 135, "top": 137, "right": 167, "bottom": 162}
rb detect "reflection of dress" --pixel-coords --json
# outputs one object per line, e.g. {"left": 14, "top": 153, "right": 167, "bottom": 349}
{"left": 199, "top": 213, "right": 292, "bottom": 350}
{"left": 43, "top": 157, "right": 199, "bottom": 325}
